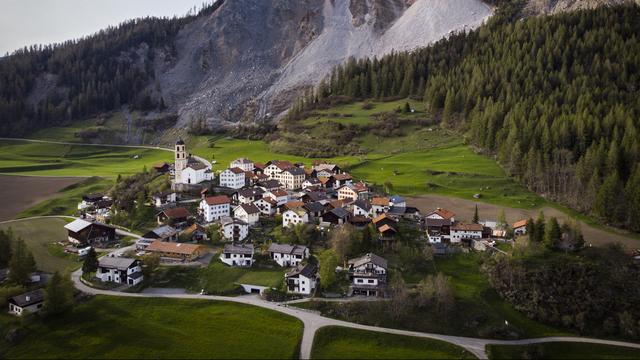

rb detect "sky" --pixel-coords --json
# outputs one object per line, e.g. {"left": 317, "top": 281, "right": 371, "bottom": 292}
{"left": 0, "top": 0, "right": 209, "bottom": 55}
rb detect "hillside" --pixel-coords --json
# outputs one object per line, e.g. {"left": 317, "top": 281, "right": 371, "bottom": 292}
{"left": 0, "top": 0, "right": 493, "bottom": 136}
{"left": 288, "top": 3, "right": 640, "bottom": 232}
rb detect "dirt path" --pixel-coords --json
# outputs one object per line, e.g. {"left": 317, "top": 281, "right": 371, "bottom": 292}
{"left": 407, "top": 194, "right": 639, "bottom": 250}
{"left": 0, "top": 175, "right": 83, "bottom": 221}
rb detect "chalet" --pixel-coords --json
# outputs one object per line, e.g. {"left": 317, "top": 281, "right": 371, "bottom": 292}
{"left": 220, "top": 244, "right": 254, "bottom": 267}
{"left": 304, "top": 168, "right": 317, "bottom": 179}
{"left": 265, "top": 189, "right": 289, "bottom": 206}
{"left": 283, "top": 208, "right": 310, "bottom": 228}
{"left": 279, "top": 167, "right": 305, "bottom": 190}
{"left": 152, "top": 191, "right": 177, "bottom": 208}
{"left": 313, "top": 163, "right": 342, "bottom": 175}
{"left": 321, "top": 207, "right": 351, "bottom": 227}
{"left": 268, "top": 243, "right": 309, "bottom": 267}
{"left": 513, "top": 219, "right": 528, "bottom": 236}
{"left": 143, "top": 225, "right": 178, "bottom": 242}
{"left": 220, "top": 217, "right": 249, "bottom": 241}
{"left": 156, "top": 207, "right": 189, "bottom": 226}
{"left": 303, "top": 201, "right": 325, "bottom": 220}
{"left": 318, "top": 176, "right": 335, "bottom": 189}
{"left": 333, "top": 173, "right": 353, "bottom": 189}
{"left": 145, "top": 241, "right": 205, "bottom": 261}
{"left": 264, "top": 160, "right": 294, "bottom": 179}
{"left": 372, "top": 213, "right": 397, "bottom": 230}
{"left": 235, "top": 187, "right": 264, "bottom": 204}
{"left": 136, "top": 238, "right": 155, "bottom": 251}
{"left": 283, "top": 200, "right": 305, "bottom": 212}
{"left": 233, "top": 203, "right": 260, "bottom": 225}
{"left": 316, "top": 169, "right": 334, "bottom": 179}
{"left": 425, "top": 208, "right": 456, "bottom": 243}
{"left": 352, "top": 199, "right": 372, "bottom": 217}
{"left": 96, "top": 257, "right": 144, "bottom": 286}
{"left": 254, "top": 197, "right": 277, "bottom": 216}
{"left": 153, "top": 162, "right": 171, "bottom": 174}
{"left": 378, "top": 224, "right": 398, "bottom": 239}
{"left": 301, "top": 190, "right": 328, "bottom": 203}
{"left": 389, "top": 195, "right": 407, "bottom": 209}
{"left": 337, "top": 182, "right": 368, "bottom": 201}
{"left": 219, "top": 167, "right": 246, "bottom": 189}
{"left": 181, "top": 162, "right": 214, "bottom": 185}
{"left": 347, "top": 253, "right": 387, "bottom": 297}
{"left": 200, "top": 195, "right": 231, "bottom": 222}
{"left": 285, "top": 263, "right": 318, "bottom": 296}
{"left": 230, "top": 158, "right": 254, "bottom": 172}
{"left": 253, "top": 162, "right": 266, "bottom": 174}
{"left": 180, "top": 223, "right": 208, "bottom": 242}
{"left": 450, "top": 222, "right": 484, "bottom": 244}
{"left": 371, "top": 197, "right": 390, "bottom": 216}
{"left": 258, "top": 179, "right": 283, "bottom": 192}
{"left": 349, "top": 216, "right": 371, "bottom": 228}
{"left": 64, "top": 219, "right": 116, "bottom": 247}
{"left": 8, "top": 289, "right": 45, "bottom": 316}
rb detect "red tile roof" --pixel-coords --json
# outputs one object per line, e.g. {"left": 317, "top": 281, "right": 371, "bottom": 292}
{"left": 204, "top": 195, "right": 230, "bottom": 206}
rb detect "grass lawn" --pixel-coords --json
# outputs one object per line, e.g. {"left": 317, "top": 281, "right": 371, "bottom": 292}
{"left": 486, "top": 342, "right": 640, "bottom": 359}
{"left": 17, "top": 177, "right": 113, "bottom": 218}
{"left": 0, "top": 218, "right": 80, "bottom": 273}
{"left": 152, "top": 258, "right": 285, "bottom": 295}
{"left": 2, "top": 296, "right": 303, "bottom": 359}
{"left": 302, "top": 99, "right": 426, "bottom": 126}
{"left": 433, "top": 253, "right": 566, "bottom": 338}
{"left": 311, "top": 326, "right": 476, "bottom": 359}
{"left": 0, "top": 140, "right": 172, "bottom": 177}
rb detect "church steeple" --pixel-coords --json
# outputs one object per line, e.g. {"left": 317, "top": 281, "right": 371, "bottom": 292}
{"left": 174, "top": 139, "right": 188, "bottom": 184}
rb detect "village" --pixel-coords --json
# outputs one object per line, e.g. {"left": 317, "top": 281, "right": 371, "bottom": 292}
{"left": 7, "top": 139, "right": 531, "bottom": 315}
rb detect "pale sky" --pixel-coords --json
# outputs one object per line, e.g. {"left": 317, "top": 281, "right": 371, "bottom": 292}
{"left": 0, "top": 0, "right": 210, "bottom": 55}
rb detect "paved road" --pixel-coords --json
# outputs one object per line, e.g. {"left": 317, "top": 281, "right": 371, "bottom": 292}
{"left": 70, "top": 265, "right": 640, "bottom": 359}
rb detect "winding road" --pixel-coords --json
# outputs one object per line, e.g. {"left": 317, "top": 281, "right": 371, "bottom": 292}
{"left": 70, "top": 244, "right": 640, "bottom": 360}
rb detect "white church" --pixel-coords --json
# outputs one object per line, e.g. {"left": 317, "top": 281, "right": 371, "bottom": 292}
{"left": 173, "top": 139, "right": 214, "bottom": 185}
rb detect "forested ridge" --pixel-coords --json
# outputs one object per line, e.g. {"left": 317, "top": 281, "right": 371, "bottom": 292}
{"left": 292, "top": 3, "right": 640, "bottom": 232}
{"left": 0, "top": 2, "right": 223, "bottom": 136}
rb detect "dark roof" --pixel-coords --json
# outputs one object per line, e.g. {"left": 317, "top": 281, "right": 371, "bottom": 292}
{"left": 144, "top": 225, "right": 177, "bottom": 239}
{"left": 352, "top": 199, "right": 372, "bottom": 212}
{"left": 286, "top": 263, "right": 317, "bottom": 278}
{"left": 99, "top": 256, "right": 138, "bottom": 271}
{"left": 268, "top": 243, "right": 308, "bottom": 256}
{"left": 330, "top": 207, "right": 350, "bottom": 219}
{"left": 284, "top": 167, "right": 305, "bottom": 176}
{"left": 237, "top": 188, "right": 264, "bottom": 198}
{"left": 348, "top": 253, "right": 388, "bottom": 269}
{"left": 227, "top": 167, "right": 246, "bottom": 175}
{"left": 9, "top": 289, "right": 45, "bottom": 307}
{"left": 237, "top": 203, "right": 260, "bottom": 215}
{"left": 176, "top": 139, "right": 185, "bottom": 145}
{"left": 82, "top": 193, "right": 103, "bottom": 202}
{"left": 223, "top": 243, "right": 254, "bottom": 255}
{"left": 188, "top": 162, "right": 208, "bottom": 171}
{"left": 426, "top": 218, "right": 451, "bottom": 227}
{"left": 304, "top": 201, "right": 325, "bottom": 214}
{"left": 451, "top": 222, "right": 484, "bottom": 231}
{"left": 258, "top": 179, "right": 282, "bottom": 189}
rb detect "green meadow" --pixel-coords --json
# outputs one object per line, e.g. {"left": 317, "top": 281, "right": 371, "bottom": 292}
{"left": 486, "top": 342, "right": 640, "bottom": 360}
{"left": 0, "top": 140, "right": 172, "bottom": 177}
{"left": 311, "top": 326, "right": 476, "bottom": 359}
{"left": 1, "top": 296, "right": 302, "bottom": 359}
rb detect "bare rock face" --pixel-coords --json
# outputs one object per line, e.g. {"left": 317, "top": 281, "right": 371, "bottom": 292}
{"left": 156, "top": 0, "right": 493, "bottom": 128}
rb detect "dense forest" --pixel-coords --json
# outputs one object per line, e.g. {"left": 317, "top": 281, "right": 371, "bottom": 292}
{"left": 292, "top": 3, "right": 640, "bottom": 232}
{"left": 0, "top": 2, "right": 223, "bottom": 136}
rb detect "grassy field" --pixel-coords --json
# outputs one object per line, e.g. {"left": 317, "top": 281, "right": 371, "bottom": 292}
{"left": 302, "top": 99, "right": 426, "bottom": 126}
{"left": 0, "top": 218, "right": 80, "bottom": 273}
{"left": 152, "top": 258, "right": 285, "bottom": 295}
{"left": 311, "top": 326, "right": 476, "bottom": 359}
{"left": 2, "top": 296, "right": 303, "bottom": 359}
{"left": 0, "top": 140, "right": 172, "bottom": 177}
{"left": 17, "top": 177, "right": 113, "bottom": 218}
{"left": 486, "top": 342, "right": 640, "bottom": 359}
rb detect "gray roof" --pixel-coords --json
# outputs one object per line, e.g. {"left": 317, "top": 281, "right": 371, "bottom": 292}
{"left": 64, "top": 219, "right": 93, "bottom": 232}
{"left": 268, "top": 243, "right": 308, "bottom": 256}
{"left": 352, "top": 199, "right": 372, "bottom": 212}
{"left": 286, "top": 263, "right": 317, "bottom": 278}
{"left": 348, "top": 253, "right": 388, "bottom": 269}
{"left": 148, "top": 225, "right": 178, "bottom": 238}
{"left": 284, "top": 167, "right": 305, "bottom": 176}
{"left": 426, "top": 218, "right": 452, "bottom": 227}
{"left": 99, "top": 256, "right": 138, "bottom": 271}
{"left": 9, "top": 289, "right": 45, "bottom": 307}
{"left": 221, "top": 216, "right": 248, "bottom": 227}
{"left": 238, "top": 188, "right": 264, "bottom": 197}
{"left": 223, "top": 244, "right": 254, "bottom": 255}
{"left": 304, "top": 201, "right": 325, "bottom": 214}
{"left": 330, "top": 207, "right": 350, "bottom": 219}
{"left": 237, "top": 203, "right": 260, "bottom": 215}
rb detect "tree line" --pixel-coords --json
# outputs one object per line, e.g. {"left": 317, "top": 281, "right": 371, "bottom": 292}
{"left": 0, "top": 1, "right": 223, "bottom": 136}
{"left": 290, "top": 3, "right": 640, "bottom": 232}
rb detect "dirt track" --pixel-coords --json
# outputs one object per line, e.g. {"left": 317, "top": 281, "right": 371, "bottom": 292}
{"left": 0, "top": 175, "right": 82, "bottom": 221}
{"left": 407, "top": 195, "right": 639, "bottom": 250}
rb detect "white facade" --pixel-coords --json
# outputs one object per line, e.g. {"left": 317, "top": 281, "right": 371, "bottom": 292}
{"left": 219, "top": 168, "right": 246, "bottom": 189}
{"left": 285, "top": 266, "right": 317, "bottom": 296}
{"left": 220, "top": 246, "right": 254, "bottom": 267}
{"left": 353, "top": 204, "right": 370, "bottom": 217}
{"left": 181, "top": 165, "right": 214, "bottom": 185}
{"left": 269, "top": 245, "right": 309, "bottom": 267}
{"left": 254, "top": 198, "right": 277, "bottom": 216}
{"left": 265, "top": 190, "right": 289, "bottom": 206}
{"left": 279, "top": 169, "right": 305, "bottom": 190}
{"left": 96, "top": 260, "right": 143, "bottom": 286}
{"left": 234, "top": 205, "right": 260, "bottom": 225}
{"left": 230, "top": 158, "right": 254, "bottom": 172}
{"left": 450, "top": 229, "right": 482, "bottom": 243}
{"left": 174, "top": 141, "right": 188, "bottom": 184}
{"left": 264, "top": 164, "right": 284, "bottom": 179}
{"left": 200, "top": 198, "right": 231, "bottom": 223}
{"left": 220, "top": 218, "right": 249, "bottom": 241}
{"left": 282, "top": 209, "right": 309, "bottom": 228}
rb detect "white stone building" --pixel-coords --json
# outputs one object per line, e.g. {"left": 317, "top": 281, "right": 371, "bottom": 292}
{"left": 200, "top": 195, "right": 231, "bottom": 223}
{"left": 219, "top": 167, "right": 246, "bottom": 189}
